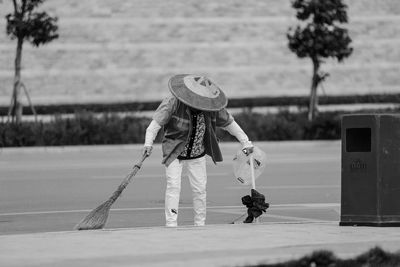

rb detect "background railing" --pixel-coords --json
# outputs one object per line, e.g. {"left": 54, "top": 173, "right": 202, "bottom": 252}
{"left": 1, "top": 93, "right": 399, "bottom": 116}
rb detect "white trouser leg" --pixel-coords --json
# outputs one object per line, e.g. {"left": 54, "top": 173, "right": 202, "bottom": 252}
{"left": 165, "top": 159, "right": 183, "bottom": 227}
{"left": 186, "top": 156, "right": 207, "bottom": 226}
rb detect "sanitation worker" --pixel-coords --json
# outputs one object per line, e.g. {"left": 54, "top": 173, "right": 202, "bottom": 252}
{"left": 143, "top": 74, "right": 253, "bottom": 227}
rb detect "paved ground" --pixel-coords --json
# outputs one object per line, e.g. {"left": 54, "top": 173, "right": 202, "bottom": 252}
{"left": 0, "top": 141, "right": 340, "bottom": 235}
{"left": 1, "top": 222, "right": 400, "bottom": 267}
{"left": 2, "top": 141, "right": 400, "bottom": 266}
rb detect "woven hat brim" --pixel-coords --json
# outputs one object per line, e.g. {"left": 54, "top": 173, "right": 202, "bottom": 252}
{"left": 168, "top": 74, "right": 228, "bottom": 111}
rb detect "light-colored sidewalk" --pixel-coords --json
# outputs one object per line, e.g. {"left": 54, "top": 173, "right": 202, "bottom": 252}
{"left": 1, "top": 222, "right": 400, "bottom": 267}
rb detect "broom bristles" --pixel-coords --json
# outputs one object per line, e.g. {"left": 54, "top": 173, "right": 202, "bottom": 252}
{"left": 74, "top": 199, "right": 113, "bottom": 230}
{"left": 74, "top": 154, "right": 148, "bottom": 230}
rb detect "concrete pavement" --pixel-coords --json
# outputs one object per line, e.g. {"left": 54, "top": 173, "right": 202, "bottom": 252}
{"left": 1, "top": 142, "right": 397, "bottom": 266}
{"left": 1, "top": 222, "right": 400, "bottom": 267}
{"left": 1, "top": 141, "right": 342, "bottom": 234}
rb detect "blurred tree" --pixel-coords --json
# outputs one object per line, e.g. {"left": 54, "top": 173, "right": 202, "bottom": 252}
{"left": 287, "top": 0, "right": 353, "bottom": 121}
{"left": 5, "top": 0, "right": 58, "bottom": 123}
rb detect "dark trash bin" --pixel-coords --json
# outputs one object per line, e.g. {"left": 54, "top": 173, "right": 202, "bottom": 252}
{"left": 340, "top": 114, "right": 400, "bottom": 226}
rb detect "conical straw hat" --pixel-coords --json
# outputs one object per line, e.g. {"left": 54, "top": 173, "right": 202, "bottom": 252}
{"left": 168, "top": 74, "right": 228, "bottom": 111}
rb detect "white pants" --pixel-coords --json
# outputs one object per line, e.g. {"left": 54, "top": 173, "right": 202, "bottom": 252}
{"left": 165, "top": 156, "right": 207, "bottom": 227}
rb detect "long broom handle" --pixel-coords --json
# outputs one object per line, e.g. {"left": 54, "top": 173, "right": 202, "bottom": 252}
{"left": 249, "top": 153, "right": 256, "bottom": 190}
{"left": 108, "top": 153, "right": 148, "bottom": 204}
{"left": 249, "top": 153, "right": 260, "bottom": 223}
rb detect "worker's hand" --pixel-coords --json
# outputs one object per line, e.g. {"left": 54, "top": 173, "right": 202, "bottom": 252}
{"left": 242, "top": 145, "right": 254, "bottom": 156}
{"left": 142, "top": 146, "right": 153, "bottom": 157}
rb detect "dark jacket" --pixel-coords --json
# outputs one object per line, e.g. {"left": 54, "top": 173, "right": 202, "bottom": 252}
{"left": 153, "top": 95, "right": 233, "bottom": 166}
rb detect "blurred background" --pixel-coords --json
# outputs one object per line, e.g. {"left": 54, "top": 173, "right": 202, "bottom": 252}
{"left": 1, "top": 0, "right": 399, "bottom": 105}
{"left": 0, "top": 0, "right": 400, "bottom": 146}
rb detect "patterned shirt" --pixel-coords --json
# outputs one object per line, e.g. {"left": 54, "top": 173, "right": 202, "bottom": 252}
{"left": 178, "top": 111, "right": 206, "bottom": 160}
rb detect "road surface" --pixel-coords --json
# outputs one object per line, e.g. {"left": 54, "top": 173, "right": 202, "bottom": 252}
{"left": 0, "top": 141, "right": 341, "bottom": 235}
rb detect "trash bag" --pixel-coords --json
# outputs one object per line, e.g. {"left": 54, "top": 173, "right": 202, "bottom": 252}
{"left": 233, "top": 146, "right": 267, "bottom": 185}
{"left": 241, "top": 189, "right": 269, "bottom": 223}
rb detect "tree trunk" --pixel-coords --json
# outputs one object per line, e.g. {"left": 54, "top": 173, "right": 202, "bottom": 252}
{"left": 11, "top": 37, "right": 24, "bottom": 124}
{"left": 308, "top": 58, "right": 320, "bottom": 122}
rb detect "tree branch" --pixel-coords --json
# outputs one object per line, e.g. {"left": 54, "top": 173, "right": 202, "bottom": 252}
{"left": 21, "top": 0, "right": 27, "bottom": 17}
{"left": 21, "top": 82, "right": 38, "bottom": 123}
{"left": 12, "top": 0, "right": 18, "bottom": 14}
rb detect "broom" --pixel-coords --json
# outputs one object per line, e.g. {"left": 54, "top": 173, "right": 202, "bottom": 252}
{"left": 74, "top": 153, "right": 148, "bottom": 230}
{"left": 231, "top": 152, "right": 258, "bottom": 224}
